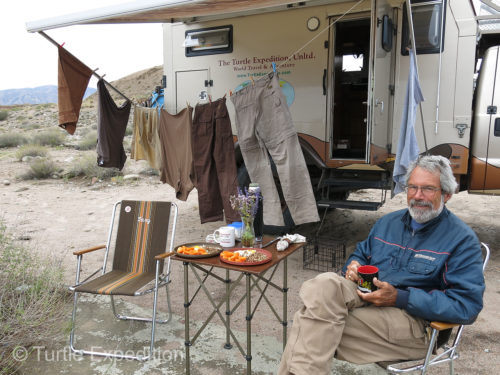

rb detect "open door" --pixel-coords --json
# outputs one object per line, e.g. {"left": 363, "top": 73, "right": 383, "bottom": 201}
{"left": 370, "top": 0, "right": 394, "bottom": 164}
{"left": 329, "top": 17, "right": 370, "bottom": 160}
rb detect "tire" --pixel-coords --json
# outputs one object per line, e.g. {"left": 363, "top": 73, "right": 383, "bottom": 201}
{"left": 237, "top": 163, "right": 295, "bottom": 235}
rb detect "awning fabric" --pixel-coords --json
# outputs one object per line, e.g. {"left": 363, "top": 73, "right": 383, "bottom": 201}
{"left": 26, "top": 0, "right": 333, "bottom": 32}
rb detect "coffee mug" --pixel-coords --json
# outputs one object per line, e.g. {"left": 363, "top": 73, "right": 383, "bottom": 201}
{"left": 357, "top": 265, "right": 379, "bottom": 293}
{"left": 213, "top": 226, "right": 235, "bottom": 248}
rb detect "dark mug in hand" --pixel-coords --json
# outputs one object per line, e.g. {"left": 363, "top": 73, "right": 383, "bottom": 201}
{"left": 357, "top": 265, "right": 379, "bottom": 293}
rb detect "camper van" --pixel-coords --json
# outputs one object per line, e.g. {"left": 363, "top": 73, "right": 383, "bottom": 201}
{"left": 160, "top": 0, "right": 500, "bottom": 212}
{"left": 26, "top": 0, "right": 500, "bottom": 220}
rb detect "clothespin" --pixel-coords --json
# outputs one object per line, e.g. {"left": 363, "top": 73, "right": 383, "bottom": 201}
{"left": 60, "top": 42, "right": 65, "bottom": 48}
{"left": 222, "top": 93, "right": 227, "bottom": 99}
{"left": 229, "top": 89, "right": 233, "bottom": 97}
{"left": 209, "top": 94, "right": 212, "bottom": 103}
{"left": 272, "top": 62, "right": 276, "bottom": 73}
{"left": 250, "top": 76, "right": 255, "bottom": 86}
{"left": 186, "top": 100, "right": 190, "bottom": 108}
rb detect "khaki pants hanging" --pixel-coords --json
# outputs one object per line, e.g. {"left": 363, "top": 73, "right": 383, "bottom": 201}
{"left": 278, "top": 273, "right": 429, "bottom": 375}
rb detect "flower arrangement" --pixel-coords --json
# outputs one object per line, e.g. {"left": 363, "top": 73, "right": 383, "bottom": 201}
{"left": 229, "top": 187, "right": 261, "bottom": 220}
{"left": 230, "top": 187, "right": 262, "bottom": 247}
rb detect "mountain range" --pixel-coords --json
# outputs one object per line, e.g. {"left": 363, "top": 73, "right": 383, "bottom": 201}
{"left": 0, "top": 86, "right": 96, "bottom": 106}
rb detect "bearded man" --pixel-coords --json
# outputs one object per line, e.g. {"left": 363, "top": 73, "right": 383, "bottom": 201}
{"left": 278, "top": 155, "right": 485, "bottom": 375}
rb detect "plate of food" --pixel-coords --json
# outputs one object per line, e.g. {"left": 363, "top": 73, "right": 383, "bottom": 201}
{"left": 220, "top": 248, "right": 272, "bottom": 266}
{"left": 175, "top": 242, "right": 223, "bottom": 258}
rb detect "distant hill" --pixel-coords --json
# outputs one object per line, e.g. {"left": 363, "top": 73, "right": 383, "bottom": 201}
{"left": 0, "top": 86, "right": 96, "bottom": 105}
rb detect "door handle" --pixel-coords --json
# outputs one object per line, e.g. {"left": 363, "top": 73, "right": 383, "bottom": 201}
{"left": 323, "top": 69, "right": 327, "bottom": 95}
{"left": 375, "top": 99, "right": 384, "bottom": 113}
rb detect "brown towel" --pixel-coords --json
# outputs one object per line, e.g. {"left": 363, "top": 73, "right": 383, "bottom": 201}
{"left": 57, "top": 46, "right": 93, "bottom": 135}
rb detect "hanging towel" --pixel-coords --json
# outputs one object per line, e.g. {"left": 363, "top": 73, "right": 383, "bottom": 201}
{"left": 131, "top": 106, "right": 162, "bottom": 169}
{"left": 96, "top": 79, "right": 131, "bottom": 170}
{"left": 393, "top": 49, "right": 424, "bottom": 194}
{"left": 57, "top": 46, "right": 93, "bottom": 135}
{"left": 158, "top": 107, "right": 195, "bottom": 201}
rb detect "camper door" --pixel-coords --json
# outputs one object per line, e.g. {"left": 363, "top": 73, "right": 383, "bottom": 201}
{"left": 328, "top": 0, "right": 393, "bottom": 163}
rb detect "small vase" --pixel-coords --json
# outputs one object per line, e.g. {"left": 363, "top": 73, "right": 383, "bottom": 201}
{"left": 240, "top": 216, "right": 255, "bottom": 247}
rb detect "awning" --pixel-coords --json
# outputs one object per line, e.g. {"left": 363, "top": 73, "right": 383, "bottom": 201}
{"left": 26, "top": 0, "right": 338, "bottom": 33}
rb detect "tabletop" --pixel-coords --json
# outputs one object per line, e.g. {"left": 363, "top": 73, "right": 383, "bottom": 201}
{"left": 172, "top": 235, "right": 305, "bottom": 275}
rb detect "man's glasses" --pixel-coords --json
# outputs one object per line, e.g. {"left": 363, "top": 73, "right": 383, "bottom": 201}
{"left": 405, "top": 185, "right": 441, "bottom": 196}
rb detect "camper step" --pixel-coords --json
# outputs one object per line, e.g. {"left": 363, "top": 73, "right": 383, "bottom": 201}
{"left": 317, "top": 200, "right": 383, "bottom": 211}
{"left": 320, "top": 177, "right": 390, "bottom": 189}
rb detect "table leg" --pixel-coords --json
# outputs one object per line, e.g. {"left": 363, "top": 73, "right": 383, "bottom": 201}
{"left": 246, "top": 272, "right": 252, "bottom": 375}
{"left": 224, "top": 269, "right": 232, "bottom": 349}
{"left": 283, "top": 258, "right": 289, "bottom": 350}
{"left": 183, "top": 262, "right": 191, "bottom": 374}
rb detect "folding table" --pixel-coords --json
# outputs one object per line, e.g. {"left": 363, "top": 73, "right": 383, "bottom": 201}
{"left": 172, "top": 236, "right": 305, "bottom": 374}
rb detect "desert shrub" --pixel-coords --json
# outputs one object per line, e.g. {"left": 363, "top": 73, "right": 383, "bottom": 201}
{"left": 31, "top": 129, "right": 65, "bottom": 147}
{"left": 66, "top": 153, "right": 121, "bottom": 180}
{"left": 139, "top": 167, "right": 160, "bottom": 176}
{"left": 0, "top": 222, "right": 69, "bottom": 374}
{"left": 21, "top": 158, "right": 58, "bottom": 180}
{"left": 0, "top": 111, "right": 8, "bottom": 121}
{"left": 125, "top": 125, "right": 133, "bottom": 137}
{"left": 15, "top": 144, "right": 48, "bottom": 161}
{"left": 75, "top": 130, "right": 97, "bottom": 151}
{"left": 0, "top": 133, "right": 28, "bottom": 148}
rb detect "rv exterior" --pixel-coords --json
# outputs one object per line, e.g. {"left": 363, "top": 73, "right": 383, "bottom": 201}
{"left": 25, "top": 0, "right": 500, "bottom": 216}
{"left": 163, "top": 0, "right": 500, "bottom": 212}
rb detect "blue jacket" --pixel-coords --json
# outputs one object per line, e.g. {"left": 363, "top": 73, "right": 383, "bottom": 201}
{"left": 343, "top": 207, "right": 485, "bottom": 324}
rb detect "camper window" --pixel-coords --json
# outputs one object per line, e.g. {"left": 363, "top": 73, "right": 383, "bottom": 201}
{"left": 185, "top": 25, "right": 233, "bottom": 57}
{"left": 401, "top": 0, "right": 445, "bottom": 55}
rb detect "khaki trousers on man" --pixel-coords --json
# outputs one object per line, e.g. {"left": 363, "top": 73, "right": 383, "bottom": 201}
{"left": 278, "top": 273, "right": 429, "bottom": 375}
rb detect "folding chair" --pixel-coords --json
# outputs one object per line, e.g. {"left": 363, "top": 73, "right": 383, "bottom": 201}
{"left": 385, "top": 242, "right": 490, "bottom": 375}
{"left": 69, "top": 200, "right": 178, "bottom": 361}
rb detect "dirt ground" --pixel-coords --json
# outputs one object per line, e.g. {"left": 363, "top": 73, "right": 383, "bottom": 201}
{"left": 1, "top": 147, "right": 499, "bottom": 374}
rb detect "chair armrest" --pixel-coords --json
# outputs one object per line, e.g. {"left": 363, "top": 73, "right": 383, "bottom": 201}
{"left": 155, "top": 251, "right": 175, "bottom": 261}
{"left": 73, "top": 245, "right": 106, "bottom": 256}
{"left": 430, "top": 321, "right": 460, "bottom": 331}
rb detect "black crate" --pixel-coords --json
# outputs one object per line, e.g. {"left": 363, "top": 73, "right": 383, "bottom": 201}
{"left": 303, "top": 237, "right": 346, "bottom": 273}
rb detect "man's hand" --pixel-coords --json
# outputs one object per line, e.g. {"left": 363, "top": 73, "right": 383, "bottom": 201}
{"left": 345, "top": 260, "right": 361, "bottom": 283}
{"left": 357, "top": 278, "right": 398, "bottom": 307}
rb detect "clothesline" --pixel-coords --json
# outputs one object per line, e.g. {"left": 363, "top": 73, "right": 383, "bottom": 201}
{"left": 38, "top": 30, "right": 131, "bottom": 103}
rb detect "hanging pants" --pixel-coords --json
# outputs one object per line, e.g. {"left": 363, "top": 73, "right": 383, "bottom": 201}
{"left": 131, "top": 106, "right": 163, "bottom": 170}
{"left": 230, "top": 73, "right": 319, "bottom": 226}
{"left": 278, "top": 273, "right": 429, "bottom": 375}
{"left": 158, "top": 107, "right": 195, "bottom": 201}
{"left": 192, "top": 98, "right": 239, "bottom": 223}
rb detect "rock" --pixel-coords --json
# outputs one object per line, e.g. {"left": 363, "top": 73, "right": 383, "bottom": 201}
{"left": 21, "top": 156, "right": 33, "bottom": 162}
{"left": 15, "top": 187, "right": 29, "bottom": 192}
{"left": 18, "top": 235, "right": 31, "bottom": 241}
{"left": 3, "top": 179, "right": 10, "bottom": 186}
{"left": 123, "top": 174, "right": 141, "bottom": 181}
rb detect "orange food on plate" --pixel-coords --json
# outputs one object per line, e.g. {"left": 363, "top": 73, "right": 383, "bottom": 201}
{"left": 220, "top": 251, "right": 247, "bottom": 262}
{"left": 177, "top": 246, "right": 208, "bottom": 255}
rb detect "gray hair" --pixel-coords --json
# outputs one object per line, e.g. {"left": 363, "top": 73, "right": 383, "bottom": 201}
{"left": 404, "top": 155, "right": 458, "bottom": 194}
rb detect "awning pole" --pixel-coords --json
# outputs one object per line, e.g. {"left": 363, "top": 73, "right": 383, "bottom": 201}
{"left": 406, "top": 0, "right": 429, "bottom": 153}
{"left": 38, "top": 30, "right": 131, "bottom": 102}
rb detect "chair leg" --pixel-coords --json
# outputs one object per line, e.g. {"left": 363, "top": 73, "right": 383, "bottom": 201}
{"left": 449, "top": 358, "right": 454, "bottom": 375}
{"left": 69, "top": 291, "right": 81, "bottom": 354}
{"left": 421, "top": 329, "right": 438, "bottom": 375}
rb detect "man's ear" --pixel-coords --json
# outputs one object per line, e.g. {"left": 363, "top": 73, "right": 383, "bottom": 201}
{"left": 443, "top": 192, "right": 452, "bottom": 203}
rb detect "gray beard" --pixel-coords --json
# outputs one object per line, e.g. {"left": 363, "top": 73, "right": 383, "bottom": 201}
{"left": 409, "top": 196, "right": 444, "bottom": 223}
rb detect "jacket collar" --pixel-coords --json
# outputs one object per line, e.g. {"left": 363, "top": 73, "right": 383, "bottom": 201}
{"left": 402, "top": 205, "right": 450, "bottom": 232}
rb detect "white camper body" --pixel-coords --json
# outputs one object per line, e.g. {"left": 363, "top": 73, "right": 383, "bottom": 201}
{"left": 25, "top": 0, "right": 500, "bottom": 213}
{"left": 162, "top": 0, "right": 499, "bottom": 210}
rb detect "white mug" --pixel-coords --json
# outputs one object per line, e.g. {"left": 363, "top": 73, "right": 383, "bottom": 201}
{"left": 213, "top": 226, "right": 235, "bottom": 248}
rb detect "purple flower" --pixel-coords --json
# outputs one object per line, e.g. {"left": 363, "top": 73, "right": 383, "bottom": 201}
{"left": 230, "top": 187, "right": 262, "bottom": 219}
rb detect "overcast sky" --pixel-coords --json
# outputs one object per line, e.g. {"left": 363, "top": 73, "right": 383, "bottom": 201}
{"left": 0, "top": 1, "right": 163, "bottom": 90}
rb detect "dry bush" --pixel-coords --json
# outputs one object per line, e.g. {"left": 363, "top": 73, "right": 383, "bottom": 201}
{"left": 75, "top": 130, "right": 97, "bottom": 151}
{"left": 0, "top": 223, "right": 69, "bottom": 374}
{"left": 15, "top": 144, "right": 48, "bottom": 161}
{"left": 0, "top": 111, "right": 8, "bottom": 121}
{"left": 65, "top": 152, "right": 121, "bottom": 180}
{"left": 0, "top": 133, "right": 28, "bottom": 148}
{"left": 21, "top": 158, "right": 58, "bottom": 180}
{"left": 31, "top": 129, "right": 65, "bottom": 147}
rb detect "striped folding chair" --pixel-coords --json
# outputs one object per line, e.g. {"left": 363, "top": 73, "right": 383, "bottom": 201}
{"left": 69, "top": 200, "right": 178, "bottom": 361}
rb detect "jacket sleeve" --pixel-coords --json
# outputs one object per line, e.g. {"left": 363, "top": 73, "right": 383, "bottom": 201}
{"left": 405, "top": 233, "right": 485, "bottom": 324}
{"left": 341, "top": 225, "right": 377, "bottom": 275}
